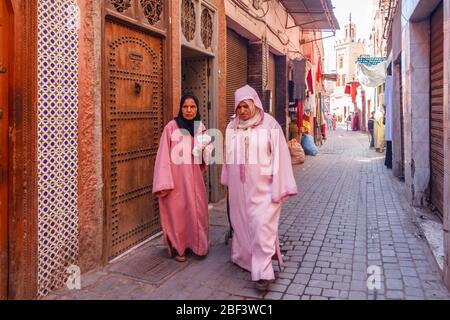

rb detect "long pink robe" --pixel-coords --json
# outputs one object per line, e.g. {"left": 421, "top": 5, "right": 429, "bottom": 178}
{"left": 152, "top": 120, "right": 209, "bottom": 257}
{"left": 221, "top": 85, "right": 298, "bottom": 281}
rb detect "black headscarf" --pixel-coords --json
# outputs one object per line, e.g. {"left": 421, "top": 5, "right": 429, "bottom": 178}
{"left": 175, "top": 93, "right": 201, "bottom": 137}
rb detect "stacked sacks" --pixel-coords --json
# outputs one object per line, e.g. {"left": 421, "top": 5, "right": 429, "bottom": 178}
{"left": 288, "top": 139, "right": 306, "bottom": 165}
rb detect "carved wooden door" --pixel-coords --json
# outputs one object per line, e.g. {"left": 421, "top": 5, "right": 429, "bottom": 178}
{"left": 104, "top": 18, "right": 164, "bottom": 260}
{"left": 0, "top": 0, "right": 11, "bottom": 299}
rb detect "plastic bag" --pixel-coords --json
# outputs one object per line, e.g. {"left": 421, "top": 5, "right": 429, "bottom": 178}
{"left": 301, "top": 134, "right": 318, "bottom": 156}
{"left": 288, "top": 139, "right": 305, "bottom": 165}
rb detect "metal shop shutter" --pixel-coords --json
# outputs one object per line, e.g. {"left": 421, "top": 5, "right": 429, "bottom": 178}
{"left": 399, "top": 60, "right": 405, "bottom": 179}
{"left": 226, "top": 28, "right": 248, "bottom": 122}
{"left": 268, "top": 52, "right": 276, "bottom": 115}
{"left": 430, "top": 2, "right": 444, "bottom": 217}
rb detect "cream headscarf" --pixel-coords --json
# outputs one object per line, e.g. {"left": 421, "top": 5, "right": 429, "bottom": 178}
{"left": 235, "top": 99, "right": 263, "bottom": 130}
{"left": 233, "top": 85, "right": 265, "bottom": 130}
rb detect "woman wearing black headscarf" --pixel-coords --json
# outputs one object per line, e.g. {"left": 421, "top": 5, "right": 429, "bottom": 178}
{"left": 152, "top": 93, "right": 211, "bottom": 262}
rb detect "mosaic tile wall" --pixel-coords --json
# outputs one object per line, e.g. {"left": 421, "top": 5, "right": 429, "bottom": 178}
{"left": 37, "top": 0, "right": 80, "bottom": 297}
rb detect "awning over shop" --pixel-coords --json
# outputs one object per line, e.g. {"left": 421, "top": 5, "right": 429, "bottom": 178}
{"left": 281, "top": 0, "right": 340, "bottom": 31}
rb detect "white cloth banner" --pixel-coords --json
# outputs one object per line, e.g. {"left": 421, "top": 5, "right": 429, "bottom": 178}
{"left": 357, "top": 61, "right": 387, "bottom": 88}
{"left": 384, "top": 76, "right": 393, "bottom": 142}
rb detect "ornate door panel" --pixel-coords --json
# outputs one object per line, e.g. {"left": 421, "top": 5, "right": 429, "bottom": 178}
{"left": 181, "top": 57, "right": 211, "bottom": 199}
{"left": 0, "top": 0, "right": 11, "bottom": 300}
{"left": 104, "top": 0, "right": 166, "bottom": 32}
{"left": 104, "top": 18, "right": 164, "bottom": 260}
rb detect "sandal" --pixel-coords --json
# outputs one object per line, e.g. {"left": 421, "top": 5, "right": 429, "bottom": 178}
{"left": 175, "top": 255, "right": 187, "bottom": 263}
{"left": 255, "top": 279, "right": 272, "bottom": 291}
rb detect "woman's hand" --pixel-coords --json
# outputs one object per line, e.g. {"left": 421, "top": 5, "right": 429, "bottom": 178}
{"left": 158, "top": 190, "right": 171, "bottom": 198}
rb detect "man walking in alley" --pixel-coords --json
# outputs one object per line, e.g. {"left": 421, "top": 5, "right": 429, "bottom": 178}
{"left": 221, "top": 85, "right": 298, "bottom": 292}
{"left": 346, "top": 112, "right": 353, "bottom": 131}
{"left": 368, "top": 111, "right": 375, "bottom": 149}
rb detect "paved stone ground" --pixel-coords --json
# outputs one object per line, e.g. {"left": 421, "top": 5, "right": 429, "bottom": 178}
{"left": 45, "top": 126, "right": 450, "bottom": 300}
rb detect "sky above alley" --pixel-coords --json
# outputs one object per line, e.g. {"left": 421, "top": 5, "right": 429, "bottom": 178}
{"left": 323, "top": 0, "right": 376, "bottom": 72}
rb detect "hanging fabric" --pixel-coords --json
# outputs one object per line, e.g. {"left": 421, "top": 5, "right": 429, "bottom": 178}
{"left": 356, "top": 61, "right": 387, "bottom": 87}
{"left": 297, "top": 100, "right": 303, "bottom": 135}
{"left": 321, "top": 95, "right": 325, "bottom": 113}
{"left": 307, "top": 69, "right": 314, "bottom": 94}
{"left": 384, "top": 75, "right": 394, "bottom": 142}
{"left": 292, "top": 59, "right": 306, "bottom": 100}
{"left": 316, "top": 58, "right": 322, "bottom": 83}
{"left": 351, "top": 82, "right": 360, "bottom": 103}
{"left": 344, "top": 85, "right": 351, "bottom": 95}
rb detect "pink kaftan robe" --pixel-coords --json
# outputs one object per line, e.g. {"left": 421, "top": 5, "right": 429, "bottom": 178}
{"left": 152, "top": 120, "right": 209, "bottom": 257}
{"left": 221, "top": 85, "right": 298, "bottom": 281}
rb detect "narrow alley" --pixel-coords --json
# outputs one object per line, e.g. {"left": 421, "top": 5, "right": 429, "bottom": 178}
{"left": 45, "top": 127, "right": 450, "bottom": 301}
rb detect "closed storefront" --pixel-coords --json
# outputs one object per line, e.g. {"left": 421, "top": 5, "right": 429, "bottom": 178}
{"left": 226, "top": 28, "right": 248, "bottom": 121}
{"left": 430, "top": 2, "right": 444, "bottom": 217}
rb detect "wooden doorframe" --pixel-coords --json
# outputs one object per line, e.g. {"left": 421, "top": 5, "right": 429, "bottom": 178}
{"left": 3, "top": 0, "right": 38, "bottom": 300}
{"left": 101, "top": 1, "right": 172, "bottom": 264}
{"left": 0, "top": 0, "right": 12, "bottom": 300}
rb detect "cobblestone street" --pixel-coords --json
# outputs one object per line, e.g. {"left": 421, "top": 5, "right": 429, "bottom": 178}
{"left": 46, "top": 127, "right": 450, "bottom": 300}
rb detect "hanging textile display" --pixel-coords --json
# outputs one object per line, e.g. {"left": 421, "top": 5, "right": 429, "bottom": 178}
{"left": 302, "top": 114, "right": 312, "bottom": 134}
{"left": 321, "top": 95, "right": 325, "bottom": 113}
{"left": 321, "top": 97, "right": 327, "bottom": 140}
{"left": 293, "top": 59, "right": 307, "bottom": 100}
{"left": 384, "top": 75, "right": 394, "bottom": 142}
{"left": 356, "top": 60, "right": 387, "bottom": 88}
{"left": 297, "top": 100, "right": 303, "bottom": 135}
{"left": 316, "top": 58, "right": 322, "bottom": 83}
{"left": 307, "top": 69, "right": 314, "bottom": 94}
{"left": 351, "top": 82, "right": 360, "bottom": 103}
{"left": 344, "top": 85, "right": 351, "bottom": 95}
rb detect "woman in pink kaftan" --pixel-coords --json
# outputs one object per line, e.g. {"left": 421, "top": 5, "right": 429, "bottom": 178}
{"left": 152, "top": 93, "right": 209, "bottom": 262}
{"left": 352, "top": 111, "right": 360, "bottom": 131}
{"left": 221, "top": 85, "right": 298, "bottom": 291}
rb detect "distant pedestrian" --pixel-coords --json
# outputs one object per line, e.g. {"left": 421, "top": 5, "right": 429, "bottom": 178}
{"left": 321, "top": 113, "right": 327, "bottom": 140}
{"left": 368, "top": 111, "right": 375, "bottom": 149}
{"left": 327, "top": 113, "right": 333, "bottom": 129}
{"left": 346, "top": 112, "right": 353, "bottom": 131}
{"left": 352, "top": 111, "right": 360, "bottom": 131}
{"left": 332, "top": 114, "right": 337, "bottom": 130}
{"left": 374, "top": 108, "right": 385, "bottom": 153}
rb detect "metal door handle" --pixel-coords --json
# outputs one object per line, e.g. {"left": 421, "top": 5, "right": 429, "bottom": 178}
{"left": 135, "top": 82, "right": 142, "bottom": 94}
{"left": 0, "top": 66, "right": 7, "bottom": 73}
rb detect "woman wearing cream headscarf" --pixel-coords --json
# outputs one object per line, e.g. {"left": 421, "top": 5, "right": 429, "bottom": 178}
{"left": 221, "top": 85, "right": 298, "bottom": 291}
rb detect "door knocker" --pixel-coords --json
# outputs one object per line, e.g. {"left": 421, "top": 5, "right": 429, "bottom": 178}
{"left": 135, "top": 82, "right": 142, "bottom": 94}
